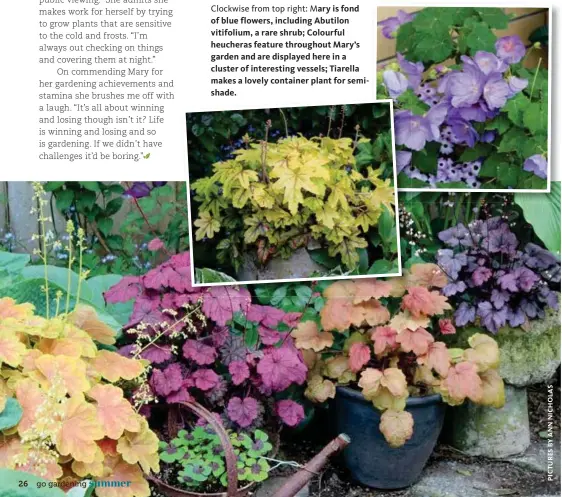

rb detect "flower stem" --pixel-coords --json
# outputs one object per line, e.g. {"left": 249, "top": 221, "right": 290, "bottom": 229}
{"left": 529, "top": 57, "right": 543, "bottom": 100}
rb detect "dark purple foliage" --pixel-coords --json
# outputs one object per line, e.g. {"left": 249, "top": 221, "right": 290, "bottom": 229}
{"left": 436, "top": 219, "right": 560, "bottom": 333}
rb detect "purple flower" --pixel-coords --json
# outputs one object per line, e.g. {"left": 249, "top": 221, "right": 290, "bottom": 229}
{"left": 397, "top": 53, "right": 424, "bottom": 90}
{"left": 396, "top": 150, "right": 412, "bottom": 173}
{"left": 455, "top": 302, "right": 476, "bottom": 327}
{"left": 378, "top": 10, "right": 415, "bottom": 39}
{"left": 523, "top": 154, "right": 548, "bottom": 179}
{"left": 483, "top": 73, "right": 510, "bottom": 110}
{"left": 124, "top": 182, "right": 152, "bottom": 199}
{"left": 449, "top": 119, "right": 479, "bottom": 148}
{"left": 470, "top": 51, "right": 508, "bottom": 75}
{"left": 480, "top": 131, "right": 496, "bottom": 143}
{"left": 448, "top": 65, "right": 485, "bottom": 108}
{"left": 383, "top": 70, "right": 408, "bottom": 98}
{"left": 394, "top": 112, "right": 434, "bottom": 151}
{"left": 496, "top": 36, "right": 526, "bottom": 64}
{"left": 507, "top": 76, "right": 529, "bottom": 96}
{"left": 477, "top": 301, "right": 507, "bottom": 333}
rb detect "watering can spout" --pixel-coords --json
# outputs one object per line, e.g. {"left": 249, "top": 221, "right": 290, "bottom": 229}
{"left": 270, "top": 433, "right": 351, "bottom": 497}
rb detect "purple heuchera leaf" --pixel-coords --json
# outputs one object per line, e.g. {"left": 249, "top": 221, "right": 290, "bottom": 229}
{"left": 167, "top": 388, "right": 192, "bottom": 404}
{"left": 472, "top": 266, "right": 493, "bottom": 286}
{"left": 491, "top": 289, "right": 510, "bottom": 310}
{"left": 507, "top": 308, "right": 526, "bottom": 328}
{"left": 192, "top": 369, "right": 220, "bottom": 391}
{"left": 514, "top": 267, "right": 539, "bottom": 292}
{"left": 258, "top": 326, "right": 283, "bottom": 346}
{"left": 436, "top": 249, "right": 467, "bottom": 280}
{"left": 229, "top": 360, "right": 250, "bottom": 385}
{"left": 129, "top": 295, "right": 162, "bottom": 327}
{"left": 220, "top": 334, "right": 249, "bottom": 366}
{"left": 442, "top": 280, "right": 467, "bottom": 297}
{"left": 203, "top": 286, "right": 252, "bottom": 326}
{"left": 438, "top": 224, "right": 471, "bottom": 247}
{"left": 257, "top": 346, "right": 307, "bottom": 392}
{"left": 276, "top": 400, "right": 305, "bottom": 427}
{"left": 142, "top": 344, "right": 173, "bottom": 364}
{"left": 150, "top": 363, "right": 184, "bottom": 397}
{"left": 454, "top": 302, "right": 476, "bottom": 327}
{"left": 497, "top": 271, "right": 518, "bottom": 292}
{"left": 477, "top": 302, "right": 507, "bottom": 333}
{"left": 496, "top": 36, "right": 526, "bottom": 64}
{"left": 104, "top": 275, "right": 142, "bottom": 303}
{"left": 183, "top": 339, "right": 217, "bottom": 366}
{"left": 227, "top": 397, "right": 259, "bottom": 428}
{"left": 487, "top": 225, "right": 517, "bottom": 254}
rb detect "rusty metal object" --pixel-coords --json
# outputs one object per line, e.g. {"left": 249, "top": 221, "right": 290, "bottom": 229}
{"left": 270, "top": 434, "right": 351, "bottom": 497}
{"left": 150, "top": 400, "right": 242, "bottom": 497}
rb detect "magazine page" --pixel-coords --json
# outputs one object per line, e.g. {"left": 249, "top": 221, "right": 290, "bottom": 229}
{"left": 0, "top": 2, "right": 559, "bottom": 497}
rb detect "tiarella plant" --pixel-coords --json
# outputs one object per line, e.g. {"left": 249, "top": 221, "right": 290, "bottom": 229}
{"left": 191, "top": 133, "right": 397, "bottom": 273}
{"left": 436, "top": 217, "right": 560, "bottom": 333}
{"left": 159, "top": 425, "right": 273, "bottom": 491}
{"left": 105, "top": 252, "right": 308, "bottom": 430}
{"left": 378, "top": 7, "right": 548, "bottom": 189}
{"left": 291, "top": 263, "right": 505, "bottom": 447}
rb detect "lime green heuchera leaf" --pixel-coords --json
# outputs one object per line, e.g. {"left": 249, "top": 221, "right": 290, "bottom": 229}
{"left": 194, "top": 211, "right": 221, "bottom": 240}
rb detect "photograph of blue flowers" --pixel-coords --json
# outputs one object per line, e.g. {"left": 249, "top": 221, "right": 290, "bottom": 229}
{"left": 377, "top": 7, "right": 549, "bottom": 191}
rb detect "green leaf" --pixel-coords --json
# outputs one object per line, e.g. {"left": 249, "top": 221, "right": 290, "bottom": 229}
{"left": 104, "top": 197, "right": 123, "bottom": 216}
{"left": 43, "top": 181, "right": 66, "bottom": 191}
{"left": 294, "top": 285, "right": 313, "bottom": 303}
{"left": 0, "top": 252, "right": 30, "bottom": 273}
{"left": 195, "top": 268, "right": 236, "bottom": 284}
{"left": 459, "top": 143, "right": 492, "bottom": 162}
{"left": 254, "top": 285, "right": 274, "bottom": 305}
{"left": 504, "top": 93, "right": 530, "bottom": 127}
{"left": 465, "top": 22, "right": 497, "bottom": 54}
{"left": 485, "top": 115, "right": 511, "bottom": 135}
{"left": 412, "top": 142, "right": 439, "bottom": 174}
{"left": 96, "top": 217, "right": 114, "bottom": 236}
{"left": 0, "top": 398, "right": 23, "bottom": 430}
{"left": 475, "top": 8, "right": 510, "bottom": 29}
{"left": 522, "top": 102, "right": 547, "bottom": 135}
{"left": 498, "top": 164, "right": 520, "bottom": 188}
{"left": 357, "top": 248, "right": 369, "bottom": 274}
{"left": 0, "top": 469, "right": 67, "bottom": 497}
{"left": 55, "top": 189, "right": 75, "bottom": 212}
{"left": 397, "top": 89, "right": 429, "bottom": 116}
{"left": 231, "top": 113, "right": 247, "bottom": 127}
{"left": 80, "top": 182, "right": 100, "bottom": 192}
{"left": 76, "top": 191, "right": 97, "bottom": 212}
{"left": 192, "top": 124, "right": 205, "bottom": 137}
{"left": 497, "top": 128, "right": 528, "bottom": 155}
{"left": 480, "top": 153, "right": 510, "bottom": 178}
{"left": 308, "top": 248, "right": 339, "bottom": 269}
{"left": 270, "top": 285, "right": 288, "bottom": 306}
{"left": 515, "top": 182, "right": 561, "bottom": 253}
{"left": 396, "top": 22, "right": 415, "bottom": 54}
{"left": 378, "top": 207, "right": 395, "bottom": 244}
{"left": 244, "top": 325, "right": 259, "bottom": 348}
{"left": 368, "top": 259, "right": 396, "bottom": 275}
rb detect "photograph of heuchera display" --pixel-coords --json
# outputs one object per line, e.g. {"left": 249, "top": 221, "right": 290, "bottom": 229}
{"left": 377, "top": 7, "right": 549, "bottom": 190}
{"left": 186, "top": 103, "right": 401, "bottom": 284}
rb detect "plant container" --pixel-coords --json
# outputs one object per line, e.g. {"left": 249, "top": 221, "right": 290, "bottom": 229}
{"left": 333, "top": 386, "right": 445, "bottom": 489}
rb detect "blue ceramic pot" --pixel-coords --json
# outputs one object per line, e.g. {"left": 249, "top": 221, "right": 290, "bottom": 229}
{"left": 334, "top": 386, "right": 445, "bottom": 489}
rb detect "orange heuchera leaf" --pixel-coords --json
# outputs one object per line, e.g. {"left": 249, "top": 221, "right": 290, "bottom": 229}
{"left": 463, "top": 334, "right": 500, "bottom": 372}
{"left": 379, "top": 410, "right": 414, "bottom": 448}
{"left": 21, "top": 349, "right": 43, "bottom": 374}
{"left": 0, "top": 378, "right": 9, "bottom": 412}
{"left": 305, "top": 375, "right": 336, "bottom": 403}
{"left": 401, "top": 286, "right": 451, "bottom": 318}
{"left": 396, "top": 327, "right": 434, "bottom": 356}
{"left": 291, "top": 321, "right": 333, "bottom": 352}
{"left": 388, "top": 311, "right": 430, "bottom": 333}
{"left": 0, "top": 297, "right": 34, "bottom": 319}
{"left": 371, "top": 326, "right": 398, "bottom": 356}
{"left": 56, "top": 395, "right": 105, "bottom": 463}
{"left": 37, "top": 326, "right": 97, "bottom": 359}
{"left": 16, "top": 379, "right": 47, "bottom": 435}
{"left": 352, "top": 280, "right": 393, "bottom": 303}
{"left": 71, "top": 446, "right": 106, "bottom": 478}
{"left": 35, "top": 354, "right": 90, "bottom": 396}
{"left": 380, "top": 368, "right": 408, "bottom": 398}
{"left": 413, "top": 365, "right": 439, "bottom": 387}
{"left": 358, "top": 368, "right": 383, "bottom": 400}
{"left": 348, "top": 342, "right": 371, "bottom": 373}
{"left": 69, "top": 305, "right": 116, "bottom": 346}
{"left": 98, "top": 438, "right": 119, "bottom": 456}
{"left": 352, "top": 300, "right": 390, "bottom": 328}
{"left": 300, "top": 349, "right": 319, "bottom": 370}
{"left": 320, "top": 281, "right": 357, "bottom": 332}
{"left": 116, "top": 418, "right": 159, "bottom": 473}
{"left": 442, "top": 361, "right": 483, "bottom": 405}
{"left": 323, "top": 356, "right": 355, "bottom": 383}
{"left": 406, "top": 263, "right": 448, "bottom": 289}
{"left": 478, "top": 369, "right": 505, "bottom": 408}
{"left": 0, "top": 333, "right": 27, "bottom": 368}
{"left": 17, "top": 451, "right": 63, "bottom": 480}
{"left": 95, "top": 455, "right": 150, "bottom": 497}
{"left": 0, "top": 436, "right": 25, "bottom": 469}
{"left": 90, "top": 350, "right": 144, "bottom": 382}
{"left": 88, "top": 384, "right": 141, "bottom": 440}
{"left": 417, "top": 341, "right": 451, "bottom": 377}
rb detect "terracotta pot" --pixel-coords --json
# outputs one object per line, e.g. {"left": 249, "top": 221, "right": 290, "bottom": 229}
{"left": 149, "top": 475, "right": 254, "bottom": 497}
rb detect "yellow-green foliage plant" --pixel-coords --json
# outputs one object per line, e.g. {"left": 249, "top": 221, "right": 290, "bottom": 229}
{"left": 191, "top": 134, "right": 396, "bottom": 271}
{"left": 0, "top": 183, "right": 158, "bottom": 497}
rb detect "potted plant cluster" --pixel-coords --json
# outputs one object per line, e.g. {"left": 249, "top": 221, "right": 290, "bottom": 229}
{"left": 291, "top": 263, "right": 504, "bottom": 488}
{"left": 187, "top": 105, "right": 399, "bottom": 282}
{"left": 378, "top": 7, "right": 549, "bottom": 190}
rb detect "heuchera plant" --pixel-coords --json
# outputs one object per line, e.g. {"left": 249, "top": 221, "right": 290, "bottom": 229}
{"left": 105, "top": 251, "right": 308, "bottom": 430}
{"left": 291, "top": 263, "right": 505, "bottom": 447}
{"left": 159, "top": 424, "right": 272, "bottom": 491}
{"left": 0, "top": 299, "right": 157, "bottom": 497}
{"left": 378, "top": 7, "right": 548, "bottom": 189}
{"left": 191, "top": 135, "right": 396, "bottom": 270}
{"left": 436, "top": 217, "right": 561, "bottom": 333}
